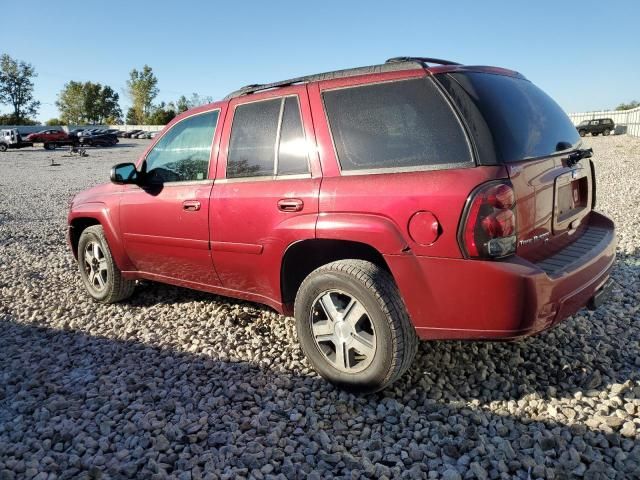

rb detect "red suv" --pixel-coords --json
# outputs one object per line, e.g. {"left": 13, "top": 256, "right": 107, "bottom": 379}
{"left": 68, "top": 57, "right": 616, "bottom": 392}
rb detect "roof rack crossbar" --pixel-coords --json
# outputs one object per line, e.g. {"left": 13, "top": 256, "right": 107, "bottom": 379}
{"left": 385, "top": 56, "right": 461, "bottom": 66}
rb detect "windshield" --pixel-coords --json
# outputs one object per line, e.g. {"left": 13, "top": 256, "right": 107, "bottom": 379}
{"left": 578, "top": 120, "right": 589, "bottom": 126}
{"left": 437, "top": 72, "right": 580, "bottom": 163}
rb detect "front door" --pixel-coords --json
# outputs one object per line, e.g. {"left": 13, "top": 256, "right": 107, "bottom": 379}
{"left": 211, "top": 86, "right": 321, "bottom": 304}
{"left": 120, "top": 109, "right": 223, "bottom": 286}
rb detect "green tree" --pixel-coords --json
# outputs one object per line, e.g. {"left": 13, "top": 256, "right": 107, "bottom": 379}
{"left": 0, "top": 113, "right": 38, "bottom": 125}
{"left": 615, "top": 100, "right": 640, "bottom": 111}
{"left": 147, "top": 102, "right": 176, "bottom": 125}
{"left": 175, "top": 95, "right": 190, "bottom": 113}
{"left": 56, "top": 81, "right": 85, "bottom": 124}
{"left": 56, "top": 81, "right": 121, "bottom": 124}
{"left": 0, "top": 54, "right": 40, "bottom": 124}
{"left": 126, "top": 65, "right": 158, "bottom": 124}
{"left": 125, "top": 107, "right": 137, "bottom": 125}
{"left": 45, "top": 117, "right": 65, "bottom": 126}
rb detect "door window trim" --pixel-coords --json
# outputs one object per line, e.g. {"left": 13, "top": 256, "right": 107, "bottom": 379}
{"left": 140, "top": 108, "right": 221, "bottom": 185}
{"left": 224, "top": 94, "right": 312, "bottom": 182}
{"left": 320, "top": 77, "right": 475, "bottom": 176}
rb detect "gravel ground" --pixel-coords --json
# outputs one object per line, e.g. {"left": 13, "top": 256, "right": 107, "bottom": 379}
{"left": 0, "top": 136, "right": 639, "bottom": 480}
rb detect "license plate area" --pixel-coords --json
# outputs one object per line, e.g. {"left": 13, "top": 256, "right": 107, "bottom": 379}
{"left": 553, "top": 166, "right": 591, "bottom": 233}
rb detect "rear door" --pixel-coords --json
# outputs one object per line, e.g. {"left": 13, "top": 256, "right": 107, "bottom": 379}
{"left": 210, "top": 86, "right": 320, "bottom": 303}
{"left": 119, "top": 108, "right": 223, "bottom": 285}
{"left": 435, "top": 71, "right": 593, "bottom": 261}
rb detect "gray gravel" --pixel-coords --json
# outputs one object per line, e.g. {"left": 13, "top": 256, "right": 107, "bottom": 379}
{"left": 1, "top": 137, "right": 639, "bottom": 479}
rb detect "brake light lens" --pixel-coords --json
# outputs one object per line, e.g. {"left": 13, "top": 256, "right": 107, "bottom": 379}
{"left": 461, "top": 181, "right": 517, "bottom": 259}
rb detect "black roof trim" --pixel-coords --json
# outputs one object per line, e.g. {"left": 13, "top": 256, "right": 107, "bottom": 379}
{"left": 385, "top": 56, "right": 461, "bottom": 66}
{"left": 223, "top": 61, "right": 426, "bottom": 100}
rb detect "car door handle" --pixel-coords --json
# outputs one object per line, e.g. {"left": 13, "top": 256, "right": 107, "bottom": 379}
{"left": 277, "top": 198, "right": 304, "bottom": 212}
{"left": 183, "top": 200, "right": 201, "bottom": 211}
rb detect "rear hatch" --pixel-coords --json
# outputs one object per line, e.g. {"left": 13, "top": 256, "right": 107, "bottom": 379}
{"left": 435, "top": 70, "right": 594, "bottom": 262}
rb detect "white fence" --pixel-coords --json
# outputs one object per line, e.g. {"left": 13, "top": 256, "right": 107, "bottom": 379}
{"left": 568, "top": 107, "right": 640, "bottom": 137}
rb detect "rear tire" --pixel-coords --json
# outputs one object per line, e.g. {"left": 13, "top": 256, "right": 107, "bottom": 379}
{"left": 78, "top": 225, "right": 135, "bottom": 303}
{"left": 294, "top": 260, "right": 418, "bottom": 393}
{"left": 0, "top": 143, "right": 7, "bottom": 152}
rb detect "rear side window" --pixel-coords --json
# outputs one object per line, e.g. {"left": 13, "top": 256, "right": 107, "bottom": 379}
{"left": 144, "top": 110, "right": 218, "bottom": 183}
{"left": 322, "top": 78, "right": 472, "bottom": 172}
{"left": 227, "top": 96, "right": 309, "bottom": 179}
{"left": 438, "top": 72, "right": 580, "bottom": 163}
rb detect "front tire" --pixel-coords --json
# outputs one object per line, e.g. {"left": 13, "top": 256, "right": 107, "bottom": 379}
{"left": 603, "top": 128, "right": 611, "bottom": 136}
{"left": 0, "top": 143, "right": 7, "bottom": 152}
{"left": 578, "top": 130, "right": 586, "bottom": 137}
{"left": 78, "top": 225, "right": 135, "bottom": 303}
{"left": 294, "top": 260, "right": 418, "bottom": 393}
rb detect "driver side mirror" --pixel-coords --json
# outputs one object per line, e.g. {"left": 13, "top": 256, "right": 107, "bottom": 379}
{"left": 110, "top": 162, "right": 139, "bottom": 184}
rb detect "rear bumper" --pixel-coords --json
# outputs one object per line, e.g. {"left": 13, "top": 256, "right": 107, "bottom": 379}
{"left": 388, "top": 212, "right": 616, "bottom": 340}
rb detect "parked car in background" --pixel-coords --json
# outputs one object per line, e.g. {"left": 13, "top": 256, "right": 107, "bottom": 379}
{"left": 576, "top": 118, "right": 615, "bottom": 137}
{"left": 79, "top": 131, "right": 118, "bottom": 147}
{"left": 68, "top": 128, "right": 85, "bottom": 137}
{"left": 121, "top": 130, "right": 143, "bottom": 138}
{"left": 68, "top": 56, "right": 616, "bottom": 392}
{"left": 26, "top": 129, "right": 69, "bottom": 143}
{"left": 149, "top": 131, "right": 159, "bottom": 139}
{"left": 0, "top": 129, "right": 33, "bottom": 151}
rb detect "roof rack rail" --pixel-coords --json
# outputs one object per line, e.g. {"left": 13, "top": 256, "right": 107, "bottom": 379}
{"left": 385, "top": 56, "right": 461, "bottom": 66}
{"left": 224, "top": 77, "right": 308, "bottom": 100}
{"left": 223, "top": 58, "right": 452, "bottom": 100}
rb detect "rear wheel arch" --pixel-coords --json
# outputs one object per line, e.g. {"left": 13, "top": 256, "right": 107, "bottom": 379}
{"left": 280, "top": 238, "right": 392, "bottom": 309}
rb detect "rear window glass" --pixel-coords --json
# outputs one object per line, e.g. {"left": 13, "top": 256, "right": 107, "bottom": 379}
{"left": 440, "top": 72, "right": 580, "bottom": 163}
{"left": 227, "top": 99, "right": 281, "bottom": 178}
{"left": 322, "top": 78, "right": 472, "bottom": 172}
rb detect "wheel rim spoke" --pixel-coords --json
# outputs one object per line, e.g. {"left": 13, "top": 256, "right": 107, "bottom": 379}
{"left": 350, "top": 332, "right": 375, "bottom": 358}
{"left": 334, "top": 340, "right": 347, "bottom": 370}
{"left": 95, "top": 272, "right": 106, "bottom": 288}
{"left": 98, "top": 259, "right": 108, "bottom": 273}
{"left": 312, "top": 320, "right": 333, "bottom": 337}
{"left": 343, "top": 299, "right": 367, "bottom": 328}
{"left": 319, "top": 293, "right": 339, "bottom": 321}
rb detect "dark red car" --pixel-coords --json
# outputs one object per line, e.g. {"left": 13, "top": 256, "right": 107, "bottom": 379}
{"left": 26, "top": 129, "right": 69, "bottom": 144}
{"left": 68, "top": 57, "right": 616, "bottom": 392}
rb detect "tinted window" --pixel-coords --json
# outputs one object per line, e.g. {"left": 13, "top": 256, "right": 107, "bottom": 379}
{"left": 277, "top": 97, "right": 308, "bottom": 175}
{"left": 227, "top": 99, "right": 281, "bottom": 178}
{"left": 323, "top": 78, "right": 472, "bottom": 171}
{"left": 441, "top": 72, "right": 580, "bottom": 163}
{"left": 144, "top": 111, "right": 218, "bottom": 183}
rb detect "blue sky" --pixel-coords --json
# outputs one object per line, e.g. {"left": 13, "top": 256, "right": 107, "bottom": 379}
{"left": 1, "top": 0, "right": 638, "bottom": 122}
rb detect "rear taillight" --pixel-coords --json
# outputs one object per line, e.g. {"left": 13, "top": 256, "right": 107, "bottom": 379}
{"left": 460, "top": 181, "right": 517, "bottom": 259}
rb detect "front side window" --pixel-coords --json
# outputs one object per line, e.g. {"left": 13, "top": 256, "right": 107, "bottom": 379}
{"left": 227, "top": 96, "right": 309, "bottom": 178}
{"left": 323, "top": 78, "right": 472, "bottom": 172}
{"left": 144, "top": 110, "right": 218, "bottom": 183}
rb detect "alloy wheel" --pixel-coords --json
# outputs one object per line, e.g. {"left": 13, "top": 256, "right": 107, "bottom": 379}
{"left": 83, "top": 241, "right": 108, "bottom": 291}
{"left": 309, "top": 290, "right": 376, "bottom": 373}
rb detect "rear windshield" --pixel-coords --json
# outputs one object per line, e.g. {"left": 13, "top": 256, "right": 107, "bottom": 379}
{"left": 437, "top": 72, "right": 580, "bottom": 163}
